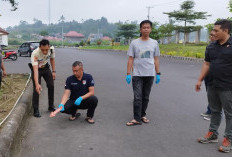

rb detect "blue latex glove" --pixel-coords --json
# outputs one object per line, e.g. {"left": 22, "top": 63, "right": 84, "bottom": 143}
{"left": 58, "top": 104, "right": 65, "bottom": 112}
{"left": 126, "top": 75, "right": 131, "bottom": 84}
{"left": 75, "top": 97, "right": 83, "bottom": 106}
{"left": 156, "top": 74, "right": 161, "bottom": 84}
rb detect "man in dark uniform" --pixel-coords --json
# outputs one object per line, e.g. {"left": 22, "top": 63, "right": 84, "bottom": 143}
{"left": 50, "top": 61, "right": 98, "bottom": 124}
{"left": 196, "top": 19, "right": 232, "bottom": 153}
{"left": 30, "top": 39, "right": 56, "bottom": 117}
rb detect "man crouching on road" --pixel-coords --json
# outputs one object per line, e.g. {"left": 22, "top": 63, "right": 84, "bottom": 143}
{"left": 50, "top": 61, "right": 98, "bottom": 124}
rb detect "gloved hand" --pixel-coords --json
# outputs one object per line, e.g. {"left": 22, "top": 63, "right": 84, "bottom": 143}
{"left": 58, "top": 104, "right": 65, "bottom": 112}
{"left": 156, "top": 74, "right": 161, "bottom": 84}
{"left": 126, "top": 75, "right": 131, "bottom": 84}
{"left": 75, "top": 97, "right": 83, "bottom": 106}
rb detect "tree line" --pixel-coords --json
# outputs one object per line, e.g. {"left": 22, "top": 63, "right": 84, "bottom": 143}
{"left": 3, "top": 0, "right": 232, "bottom": 45}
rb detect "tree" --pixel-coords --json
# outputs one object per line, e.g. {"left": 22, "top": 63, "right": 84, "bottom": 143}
{"left": 116, "top": 23, "right": 137, "bottom": 40}
{"left": 40, "top": 30, "right": 49, "bottom": 36}
{"left": 33, "top": 18, "right": 44, "bottom": 28}
{"left": 158, "top": 19, "right": 176, "bottom": 44}
{"left": 59, "top": 15, "right": 65, "bottom": 23}
{"left": 149, "top": 21, "right": 175, "bottom": 43}
{"left": 164, "top": 0, "right": 210, "bottom": 45}
{"left": 2, "top": 0, "right": 18, "bottom": 11}
{"left": 150, "top": 22, "right": 162, "bottom": 40}
{"left": 229, "top": 0, "right": 232, "bottom": 12}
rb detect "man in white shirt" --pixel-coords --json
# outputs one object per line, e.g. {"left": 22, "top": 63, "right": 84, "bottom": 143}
{"left": 30, "top": 39, "right": 56, "bottom": 117}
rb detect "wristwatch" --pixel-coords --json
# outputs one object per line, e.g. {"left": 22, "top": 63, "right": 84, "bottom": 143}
{"left": 156, "top": 72, "right": 161, "bottom": 75}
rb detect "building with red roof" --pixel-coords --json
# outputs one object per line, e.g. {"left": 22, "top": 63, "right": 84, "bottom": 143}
{"left": 101, "top": 36, "right": 112, "bottom": 41}
{"left": 64, "top": 31, "right": 85, "bottom": 43}
{"left": 44, "top": 36, "right": 62, "bottom": 41}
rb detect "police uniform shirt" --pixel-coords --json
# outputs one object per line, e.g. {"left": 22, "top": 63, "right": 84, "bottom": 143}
{"left": 205, "top": 36, "right": 232, "bottom": 90}
{"left": 31, "top": 46, "right": 55, "bottom": 68}
{"left": 65, "top": 73, "right": 95, "bottom": 100}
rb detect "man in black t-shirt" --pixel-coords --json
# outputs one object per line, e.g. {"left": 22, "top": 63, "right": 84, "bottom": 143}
{"left": 195, "top": 19, "right": 232, "bottom": 153}
{"left": 51, "top": 61, "right": 98, "bottom": 124}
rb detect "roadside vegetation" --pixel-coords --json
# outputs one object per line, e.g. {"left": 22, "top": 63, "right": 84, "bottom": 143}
{"left": 0, "top": 74, "right": 29, "bottom": 124}
{"left": 80, "top": 43, "right": 207, "bottom": 58}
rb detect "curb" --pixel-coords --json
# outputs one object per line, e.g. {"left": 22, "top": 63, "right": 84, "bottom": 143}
{"left": 0, "top": 82, "right": 33, "bottom": 157}
{"left": 79, "top": 48, "right": 204, "bottom": 62}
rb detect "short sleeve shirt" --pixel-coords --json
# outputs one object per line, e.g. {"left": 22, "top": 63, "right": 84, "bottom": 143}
{"left": 205, "top": 36, "right": 232, "bottom": 90}
{"left": 127, "top": 38, "right": 160, "bottom": 76}
{"left": 65, "top": 73, "right": 94, "bottom": 100}
{"left": 31, "top": 46, "right": 55, "bottom": 67}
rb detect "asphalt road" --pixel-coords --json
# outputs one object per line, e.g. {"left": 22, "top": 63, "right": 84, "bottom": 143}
{"left": 4, "top": 48, "right": 230, "bottom": 157}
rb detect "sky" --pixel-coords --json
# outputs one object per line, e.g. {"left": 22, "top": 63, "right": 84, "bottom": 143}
{"left": 0, "top": 0, "right": 231, "bottom": 29}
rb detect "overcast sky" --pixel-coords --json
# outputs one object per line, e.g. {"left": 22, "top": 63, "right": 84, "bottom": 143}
{"left": 0, "top": 0, "right": 231, "bottom": 28}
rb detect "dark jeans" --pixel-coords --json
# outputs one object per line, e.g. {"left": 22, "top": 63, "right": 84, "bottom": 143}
{"left": 61, "top": 96, "right": 98, "bottom": 118}
{"left": 204, "top": 84, "right": 211, "bottom": 114}
{"left": 207, "top": 86, "right": 232, "bottom": 141}
{"left": 29, "top": 63, "right": 54, "bottom": 111}
{"left": 132, "top": 76, "right": 154, "bottom": 122}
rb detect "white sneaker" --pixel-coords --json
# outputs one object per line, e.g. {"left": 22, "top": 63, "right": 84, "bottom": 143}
{"left": 203, "top": 116, "right": 211, "bottom": 121}
{"left": 200, "top": 112, "right": 210, "bottom": 117}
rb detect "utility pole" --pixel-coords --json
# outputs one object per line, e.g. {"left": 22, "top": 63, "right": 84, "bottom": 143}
{"left": 59, "top": 15, "right": 65, "bottom": 48}
{"left": 48, "top": 0, "right": 51, "bottom": 25}
{"left": 62, "top": 23, "right": 63, "bottom": 48}
{"left": 146, "top": 6, "right": 153, "bottom": 20}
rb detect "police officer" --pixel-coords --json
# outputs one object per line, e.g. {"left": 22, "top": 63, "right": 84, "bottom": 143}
{"left": 50, "top": 61, "right": 98, "bottom": 124}
{"left": 30, "top": 39, "right": 56, "bottom": 117}
{"left": 196, "top": 19, "right": 232, "bottom": 153}
{"left": 0, "top": 47, "right": 7, "bottom": 88}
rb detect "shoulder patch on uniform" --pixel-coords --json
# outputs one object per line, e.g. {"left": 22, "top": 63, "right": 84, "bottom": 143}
{"left": 34, "top": 56, "right": 38, "bottom": 62}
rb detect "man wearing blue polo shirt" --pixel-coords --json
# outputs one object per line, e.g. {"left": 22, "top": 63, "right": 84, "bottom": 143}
{"left": 51, "top": 61, "right": 98, "bottom": 124}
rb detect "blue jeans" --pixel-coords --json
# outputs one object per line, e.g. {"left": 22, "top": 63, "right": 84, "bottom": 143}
{"left": 132, "top": 76, "right": 154, "bottom": 122}
{"left": 207, "top": 86, "right": 232, "bottom": 141}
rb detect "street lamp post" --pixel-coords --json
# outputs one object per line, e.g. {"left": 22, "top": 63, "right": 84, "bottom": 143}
{"left": 62, "top": 23, "right": 63, "bottom": 48}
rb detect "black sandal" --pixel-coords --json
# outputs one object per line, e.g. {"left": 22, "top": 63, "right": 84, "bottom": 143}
{"left": 69, "top": 113, "right": 81, "bottom": 121}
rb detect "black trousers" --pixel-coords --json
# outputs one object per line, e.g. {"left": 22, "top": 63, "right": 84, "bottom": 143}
{"left": 132, "top": 76, "right": 154, "bottom": 122}
{"left": 0, "top": 71, "right": 2, "bottom": 89}
{"left": 61, "top": 96, "right": 98, "bottom": 118}
{"left": 29, "top": 63, "right": 54, "bottom": 111}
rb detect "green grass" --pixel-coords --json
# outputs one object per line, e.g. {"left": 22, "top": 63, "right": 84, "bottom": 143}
{"left": 81, "top": 43, "right": 207, "bottom": 58}
{"left": 159, "top": 44, "right": 206, "bottom": 58}
{"left": 2, "top": 45, "right": 19, "bottom": 50}
{"left": 81, "top": 45, "right": 129, "bottom": 51}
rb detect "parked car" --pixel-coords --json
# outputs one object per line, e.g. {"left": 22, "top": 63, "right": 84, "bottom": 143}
{"left": 18, "top": 41, "right": 39, "bottom": 57}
